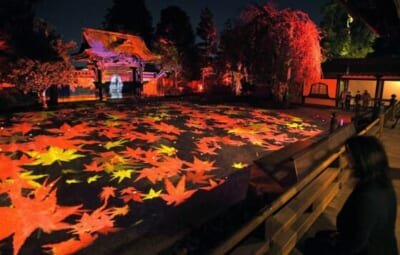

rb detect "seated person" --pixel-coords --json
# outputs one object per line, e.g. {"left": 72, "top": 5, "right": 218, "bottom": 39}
{"left": 302, "top": 136, "right": 397, "bottom": 255}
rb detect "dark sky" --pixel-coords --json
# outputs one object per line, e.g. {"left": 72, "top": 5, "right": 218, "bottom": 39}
{"left": 36, "top": 0, "right": 329, "bottom": 43}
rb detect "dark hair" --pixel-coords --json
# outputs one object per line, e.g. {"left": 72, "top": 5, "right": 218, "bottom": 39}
{"left": 345, "top": 136, "right": 389, "bottom": 184}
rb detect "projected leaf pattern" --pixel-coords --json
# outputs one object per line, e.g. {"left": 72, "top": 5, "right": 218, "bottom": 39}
{"left": 0, "top": 102, "right": 323, "bottom": 254}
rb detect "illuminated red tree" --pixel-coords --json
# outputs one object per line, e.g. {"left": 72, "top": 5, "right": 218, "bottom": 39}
{"left": 6, "top": 39, "right": 77, "bottom": 108}
{"left": 225, "top": 3, "right": 322, "bottom": 102}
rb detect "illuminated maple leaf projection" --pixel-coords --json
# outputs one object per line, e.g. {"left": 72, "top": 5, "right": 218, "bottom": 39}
{"left": 0, "top": 101, "right": 325, "bottom": 254}
{"left": 120, "top": 187, "right": 144, "bottom": 203}
{"left": 0, "top": 179, "right": 82, "bottom": 255}
{"left": 43, "top": 233, "right": 97, "bottom": 255}
{"left": 160, "top": 176, "right": 196, "bottom": 206}
{"left": 26, "top": 146, "right": 85, "bottom": 166}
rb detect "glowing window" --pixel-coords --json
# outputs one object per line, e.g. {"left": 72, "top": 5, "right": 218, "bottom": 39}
{"left": 310, "top": 83, "right": 329, "bottom": 98}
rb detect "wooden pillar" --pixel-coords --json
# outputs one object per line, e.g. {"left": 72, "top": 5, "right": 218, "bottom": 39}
{"left": 335, "top": 77, "right": 342, "bottom": 107}
{"left": 374, "top": 77, "right": 384, "bottom": 107}
{"left": 97, "top": 68, "right": 103, "bottom": 101}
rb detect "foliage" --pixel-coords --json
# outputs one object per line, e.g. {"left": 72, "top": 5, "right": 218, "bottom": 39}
{"left": 0, "top": 102, "right": 324, "bottom": 254}
{"left": 196, "top": 7, "right": 218, "bottom": 67}
{"left": 220, "top": 3, "right": 322, "bottom": 101}
{"left": 155, "top": 6, "right": 200, "bottom": 81}
{"left": 320, "top": 0, "right": 376, "bottom": 59}
{"left": 103, "top": 0, "right": 154, "bottom": 47}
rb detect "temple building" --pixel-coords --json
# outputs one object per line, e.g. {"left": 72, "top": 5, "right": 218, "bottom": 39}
{"left": 70, "top": 28, "right": 162, "bottom": 100}
{"left": 303, "top": 0, "right": 400, "bottom": 107}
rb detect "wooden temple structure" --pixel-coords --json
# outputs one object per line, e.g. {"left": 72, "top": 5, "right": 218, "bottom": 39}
{"left": 73, "top": 28, "right": 160, "bottom": 99}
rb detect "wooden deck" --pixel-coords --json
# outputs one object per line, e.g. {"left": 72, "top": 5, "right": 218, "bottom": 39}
{"left": 297, "top": 123, "right": 400, "bottom": 252}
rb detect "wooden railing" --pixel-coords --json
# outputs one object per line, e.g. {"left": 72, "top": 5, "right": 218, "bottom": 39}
{"left": 211, "top": 105, "right": 395, "bottom": 255}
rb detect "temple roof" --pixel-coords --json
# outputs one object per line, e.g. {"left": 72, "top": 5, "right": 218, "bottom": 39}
{"left": 322, "top": 57, "right": 400, "bottom": 78}
{"left": 74, "top": 28, "right": 159, "bottom": 64}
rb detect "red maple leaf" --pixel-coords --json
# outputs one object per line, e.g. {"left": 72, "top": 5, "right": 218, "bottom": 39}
{"left": 219, "top": 136, "right": 246, "bottom": 146}
{"left": 9, "top": 122, "right": 35, "bottom": 135}
{"left": 184, "top": 157, "right": 218, "bottom": 173}
{"left": 135, "top": 167, "right": 165, "bottom": 184}
{"left": 141, "top": 149, "right": 161, "bottom": 165}
{"left": 151, "top": 122, "right": 183, "bottom": 135}
{"left": 70, "top": 206, "right": 117, "bottom": 236}
{"left": 121, "top": 146, "right": 145, "bottom": 161}
{"left": 139, "top": 132, "right": 162, "bottom": 143}
{"left": 0, "top": 154, "right": 25, "bottom": 180}
{"left": 83, "top": 161, "right": 103, "bottom": 172}
{"left": 42, "top": 233, "right": 96, "bottom": 255}
{"left": 201, "top": 178, "right": 226, "bottom": 191}
{"left": 48, "top": 123, "right": 95, "bottom": 138}
{"left": 160, "top": 176, "right": 196, "bottom": 206}
{"left": 119, "top": 187, "right": 143, "bottom": 203}
{"left": 195, "top": 142, "right": 218, "bottom": 155}
{"left": 99, "top": 186, "right": 117, "bottom": 203}
{"left": 186, "top": 171, "right": 213, "bottom": 184}
{"left": 0, "top": 179, "right": 82, "bottom": 255}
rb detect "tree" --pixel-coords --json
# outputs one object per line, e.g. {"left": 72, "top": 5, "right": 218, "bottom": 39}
{"left": 153, "top": 38, "right": 182, "bottom": 88}
{"left": 196, "top": 7, "right": 218, "bottom": 67}
{"left": 6, "top": 40, "right": 77, "bottom": 108}
{"left": 103, "top": 0, "right": 153, "bottom": 46}
{"left": 320, "top": 0, "right": 376, "bottom": 59}
{"left": 219, "top": 3, "right": 322, "bottom": 102}
{"left": 155, "top": 6, "right": 199, "bottom": 81}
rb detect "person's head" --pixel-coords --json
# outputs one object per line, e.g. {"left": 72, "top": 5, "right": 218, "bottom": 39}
{"left": 345, "top": 136, "right": 389, "bottom": 184}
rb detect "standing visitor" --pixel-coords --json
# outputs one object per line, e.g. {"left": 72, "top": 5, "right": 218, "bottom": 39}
{"left": 345, "top": 91, "right": 352, "bottom": 111}
{"left": 362, "top": 90, "right": 371, "bottom": 110}
{"left": 354, "top": 91, "right": 362, "bottom": 112}
{"left": 339, "top": 90, "right": 348, "bottom": 109}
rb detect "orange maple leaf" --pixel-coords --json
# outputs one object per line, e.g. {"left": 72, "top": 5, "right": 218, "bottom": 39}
{"left": 83, "top": 161, "right": 103, "bottom": 172}
{"left": 160, "top": 176, "right": 196, "bottom": 206}
{"left": 42, "top": 233, "right": 97, "bottom": 255}
{"left": 120, "top": 187, "right": 143, "bottom": 203}
{"left": 99, "top": 186, "right": 117, "bottom": 203}
{"left": 201, "top": 178, "right": 226, "bottom": 191}
{"left": 186, "top": 171, "right": 213, "bottom": 184}
{"left": 0, "top": 178, "right": 82, "bottom": 255}
{"left": 184, "top": 157, "right": 218, "bottom": 173}
{"left": 70, "top": 206, "right": 117, "bottom": 236}
{"left": 151, "top": 122, "right": 183, "bottom": 135}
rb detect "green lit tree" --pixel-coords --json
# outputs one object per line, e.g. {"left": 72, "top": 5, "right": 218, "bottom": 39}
{"left": 320, "top": 0, "right": 376, "bottom": 59}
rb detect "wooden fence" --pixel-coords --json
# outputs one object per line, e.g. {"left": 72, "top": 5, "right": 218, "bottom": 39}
{"left": 211, "top": 104, "right": 396, "bottom": 255}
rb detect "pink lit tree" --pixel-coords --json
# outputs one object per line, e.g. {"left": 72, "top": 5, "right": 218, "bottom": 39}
{"left": 221, "top": 3, "right": 322, "bottom": 103}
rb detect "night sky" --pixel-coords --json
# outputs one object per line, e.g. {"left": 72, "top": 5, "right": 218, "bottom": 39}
{"left": 36, "top": 0, "right": 329, "bottom": 43}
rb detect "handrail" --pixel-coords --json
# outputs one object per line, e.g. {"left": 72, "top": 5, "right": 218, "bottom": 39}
{"left": 211, "top": 105, "right": 392, "bottom": 255}
{"left": 211, "top": 147, "right": 345, "bottom": 255}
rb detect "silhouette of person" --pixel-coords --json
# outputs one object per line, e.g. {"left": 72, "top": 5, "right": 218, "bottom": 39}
{"left": 302, "top": 136, "right": 397, "bottom": 255}
{"left": 362, "top": 90, "right": 371, "bottom": 110}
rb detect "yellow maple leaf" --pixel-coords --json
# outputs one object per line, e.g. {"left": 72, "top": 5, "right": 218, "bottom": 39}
{"left": 142, "top": 188, "right": 162, "bottom": 200}
{"left": 228, "top": 127, "right": 256, "bottom": 135}
{"left": 104, "top": 120, "right": 121, "bottom": 127}
{"left": 154, "top": 144, "right": 177, "bottom": 156}
{"left": 111, "top": 169, "right": 134, "bottom": 183}
{"left": 27, "top": 147, "right": 85, "bottom": 166}
{"left": 87, "top": 175, "right": 101, "bottom": 184}
{"left": 19, "top": 171, "right": 48, "bottom": 188}
{"left": 232, "top": 162, "right": 248, "bottom": 170}
{"left": 111, "top": 205, "right": 129, "bottom": 217}
{"left": 104, "top": 139, "right": 127, "bottom": 150}
{"left": 66, "top": 179, "right": 81, "bottom": 184}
